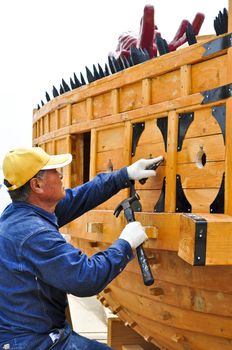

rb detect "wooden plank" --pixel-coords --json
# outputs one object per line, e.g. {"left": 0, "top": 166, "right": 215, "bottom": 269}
{"left": 123, "top": 121, "right": 132, "bottom": 165}
{"left": 93, "top": 93, "right": 112, "bottom": 119}
{"left": 165, "top": 111, "right": 178, "bottom": 212}
{"left": 229, "top": 0, "right": 232, "bottom": 32}
{"left": 180, "top": 64, "right": 191, "bottom": 96}
{"left": 151, "top": 70, "right": 181, "bottom": 104}
{"left": 44, "top": 114, "right": 49, "bottom": 134}
{"left": 179, "top": 213, "right": 232, "bottom": 265}
{"left": 177, "top": 161, "right": 225, "bottom": 188}
{"left": 33, "top": 37, "right": 211, "bottom": 121}
{"left": 191, "top": 54, "right": 228, "bottom": 93}
{"left": 59, "top": 106, "right": 69, "bottom": 128}
{"left": 44, "top": 141, "right": 54, "bottom": 155}
{"left": 67, "top": 211, "right": 181, "bottom": 251}
{"left": 66, "top": 135, "right": 72, "bottom": 188}
{"left": 71, "top": 100, "right": 87, "bottom": 124}
{"left": 34, "top": 32, "right": 232, "bottom": 125}
{"left": 107, "top": 318, "right": 158, "bottom": 350}
{"left": 39, "top": 118, "right": 44, "bottom": 137}
{"left": 142, "top": 78, "right": 151, "bottom": 106}
{"left": 177, "top": 134, "right": 225, "bottom": 163}
{"left": 33, "top": 92, "right": 227, "bottom": 145}
{"left": 225, "top": 106, "right": 232, "bottom": 214}
{"left": 67, "top": 104, "right": 71, "bottom": 125}
{"left": 133, "top": 143, "right": 165, "bottom": 162}
{"left": 180, "top": 106, "right": 224, "bottom": 139}
{"left": 118, "top": 308, "right": 232, "bottom": 350}
{"left": 33, "top": 124, "right": 37, "bottom": 140}
{"left": 97, "top": 125, "right": 125, "bottom": 152}
{"left": 134, "top": 118, "right": 165, "bottom": 146}
{"left": 107, "top": 285, "right": 232, "bottom": 339}
{"left": 110, "top": 269, "right": 232, "bottom": 318}
{"left": 86, "top": 97, "right": 93, "bottom": 120}
{"left": 225, "top": 2, "right": 232, "bottom": 214}
{"left": 119, "top": 82, "right": 142, "bottom": 113}
{"left": 123, "top": 121, "right": 133, "bottom": 199}
{"left": 135, "top": 189, "right": 163, "bottom": 212}
{"left": 96, "top": 149, "right": 125, "bottom": 172}
{"left": 89, "top": 128, "right": 97, "bottom": 180}
{"left": 111, "top": 89, "right": 119, "bottom": 115}
{"left": 181, "top": 188, "right": 220, "bottom": 212}
{"left": 71, "top": 134, "right": 84, "bottom": 186}
{"left": 49, "top": 110, "right": 58, "bottom": 131}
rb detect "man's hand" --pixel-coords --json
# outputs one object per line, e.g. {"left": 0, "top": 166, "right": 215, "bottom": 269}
{"left": 127, "top": 156, "right": 163, "bottom": 181}
{"left": 119, "top": 221, "right": 148, "bottom": 249}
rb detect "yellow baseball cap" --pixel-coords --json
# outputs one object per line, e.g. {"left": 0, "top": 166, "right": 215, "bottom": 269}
{"left": 3, "top": 147, "right": 72, "bottom": 191}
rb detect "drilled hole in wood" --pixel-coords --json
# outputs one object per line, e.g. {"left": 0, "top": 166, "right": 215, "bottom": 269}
{"left": 196, "top": 147, "right": 207, "bottom": 168}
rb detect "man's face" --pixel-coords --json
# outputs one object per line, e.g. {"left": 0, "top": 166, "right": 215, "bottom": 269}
{"left": 38, "top": 169, "right": 66, "bottom": 203}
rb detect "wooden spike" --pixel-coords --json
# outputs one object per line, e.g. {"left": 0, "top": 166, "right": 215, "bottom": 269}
{"left": 144, "top": 335, "right": 152, "bottom": 342}
{"left": 124, "top": 321, "right": 137, "bottom": 328}
{"left": 171, "top": 334, "right": 185, "bottom": 343}
{"left": 97, "top": 295, "right": 109, "bottom": 307}
{"left": 103, "top": 288, "right": 111, "bottom": 294}
{"left": 149, "top": 287, "right": 164, "bottom": 296}
{"left": 89, "top": 241, "right": 98, "bottom": 247}
{"left": 112, "top": 305, "right": 122, "bottom": 314}
{"left": 162, "top": 311, "right": 172, "bottom": 321}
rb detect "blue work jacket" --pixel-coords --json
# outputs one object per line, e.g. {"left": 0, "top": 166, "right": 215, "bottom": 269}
{"left": 0, "top": 168, "right": 134, "bottom": 343}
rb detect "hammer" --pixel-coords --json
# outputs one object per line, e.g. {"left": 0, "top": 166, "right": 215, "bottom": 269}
{"left": 114, "top": 193, "right": 154, "bottom": 286}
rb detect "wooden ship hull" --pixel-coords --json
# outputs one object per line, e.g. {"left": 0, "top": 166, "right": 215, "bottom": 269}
{"left": 33, "top": 3, "right": 232, "bottom": 349}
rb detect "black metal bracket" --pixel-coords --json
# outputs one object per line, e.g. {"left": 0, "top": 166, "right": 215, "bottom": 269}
{"left": 154, "top": 177, "right": 166, "bottom": 212}
{"left": 156, "top": 117, "right": 168, "bottom": 152}
{"left": 210, "top": 173, "right": 225, "bottom": 213}
{"left": 184, "top": 213, "right": 207, "bottom": 266}
{"left": 131, "top": 122, "right": 145, "bottom": 157}
{"left": 194, "top": 218, "right": 207, "bottom": 266}
{"left": 177, "top": 113, "right": 194, "bottom": 151}
{"left": 212, "top": 105, "right": 226, "bottom": 143}
{"left": 176, "top": 175, "right": 192, "bottom": 213}
{"left": 201, "top": 83, "right": 232, "bottom": 104}
{"left": 203, "top": 32, "right": 232, "bottom": 57}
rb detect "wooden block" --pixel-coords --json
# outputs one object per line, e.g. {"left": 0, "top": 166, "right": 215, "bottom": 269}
{"left": 86, "top": 222, "right": 103, "bottom": 234}
{"left": 107, "top": 317, "right": 159, "bottom": 350}
{"left": 178, "top": 213, "right": 232, "bottom": 265}
{"left": 144, "top": 226, "right": 158, "bottom": 239}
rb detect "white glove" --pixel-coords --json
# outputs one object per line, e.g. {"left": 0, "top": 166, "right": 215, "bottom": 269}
{"left": 127, "top": 156, "right": 163, "bottom": 181}
{"left": 119, "top": 221, "right": 148, "bottom": 249}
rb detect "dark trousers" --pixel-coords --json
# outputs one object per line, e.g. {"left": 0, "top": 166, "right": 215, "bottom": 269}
{"left": 0, "top": 327, "right": 113, "bottom": 350}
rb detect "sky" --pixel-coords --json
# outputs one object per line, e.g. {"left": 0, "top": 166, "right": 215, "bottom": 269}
{"left": 0, "top": 0, "right": 228, "bottom": 164}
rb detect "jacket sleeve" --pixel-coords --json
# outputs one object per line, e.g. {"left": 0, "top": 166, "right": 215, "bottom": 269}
{"left": 55, "top": 167, "right": 131, "bottom": 227}
{"left": 21, "top": 229, "right": 134, "bottom": 297}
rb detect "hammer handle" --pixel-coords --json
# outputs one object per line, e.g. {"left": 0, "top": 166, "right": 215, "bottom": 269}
{"left": 136, "top": 245, "right": 154, "bottom": 286}
{"left": 123, "top": 207, "right": 154, "bottom": 286}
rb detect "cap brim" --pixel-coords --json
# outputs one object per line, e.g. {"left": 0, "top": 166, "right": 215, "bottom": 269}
{"left": 41, "top": 153, "right": 72, "bottom": 170}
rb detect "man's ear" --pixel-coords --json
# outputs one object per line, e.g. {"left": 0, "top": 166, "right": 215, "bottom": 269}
{"left": 30, "top": 177, "right": 43, "bottom": 194}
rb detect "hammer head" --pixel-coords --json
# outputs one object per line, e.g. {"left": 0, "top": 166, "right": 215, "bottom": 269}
{"left": 113, "top": 192, "right": 140, "bottom": 218}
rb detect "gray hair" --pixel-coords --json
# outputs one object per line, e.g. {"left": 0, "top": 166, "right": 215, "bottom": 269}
{"left": 4, "top": 170, "right": 45, "bottom": 202}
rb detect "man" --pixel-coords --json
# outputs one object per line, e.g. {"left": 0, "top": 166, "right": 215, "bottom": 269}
{"left": 0, "top": 147, "right": 163, "bottom": 350}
